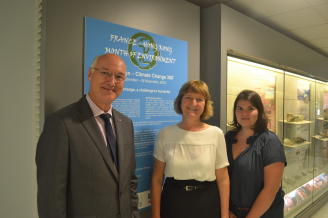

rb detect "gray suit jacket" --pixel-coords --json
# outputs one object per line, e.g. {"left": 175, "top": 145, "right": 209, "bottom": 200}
{"left": 36, "top": 96, "right": 140, "bottom": 218}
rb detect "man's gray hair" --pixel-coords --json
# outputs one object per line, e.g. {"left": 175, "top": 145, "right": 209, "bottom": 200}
{"left": 90, "top": 54, "right": 127, "bottom": 73}
{"left": 90, "top": 55, "right": 101, "bottom": 72}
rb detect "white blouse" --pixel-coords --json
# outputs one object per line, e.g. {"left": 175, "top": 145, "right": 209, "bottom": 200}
{"left": 153, "top": 124, "right": 229, "bottom": 181}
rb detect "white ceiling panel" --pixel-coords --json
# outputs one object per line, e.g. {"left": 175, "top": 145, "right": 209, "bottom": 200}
{"left": 222, "top": 0, "right": 310, "bottom": 19}
{"left": 186, "top": 0, "right": 328, "bottom": 58}
{"left": 257, "top": 7, "right": 327, "bottom": 31}
{"left": 315, "top": 3, "right": 328, "bottom": 19}
{"left": 282, "top": 24, "right": 328, "bottom": 40}
{"left": 305, "top": 0, "right": 328, "bottom": 6}
{"left": 304, "top": 37, "right": 328, "bottom": 48}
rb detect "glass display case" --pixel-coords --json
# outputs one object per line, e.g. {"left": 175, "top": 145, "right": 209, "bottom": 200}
{"left": 226, "top": 56, "right": 328, "bottom": 217}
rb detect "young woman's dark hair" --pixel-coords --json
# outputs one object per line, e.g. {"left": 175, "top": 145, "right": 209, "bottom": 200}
{"left": 229, "top": 90, "right": 268, "bottom": 132}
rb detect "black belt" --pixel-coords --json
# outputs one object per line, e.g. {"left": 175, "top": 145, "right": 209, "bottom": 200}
{"left": 166, "top": 179, "right": 216, "bottom": 191}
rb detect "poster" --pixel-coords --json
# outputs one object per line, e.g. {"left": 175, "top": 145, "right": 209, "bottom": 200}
{"left": 84, "top": 17, "right": 188, "bottom": 211}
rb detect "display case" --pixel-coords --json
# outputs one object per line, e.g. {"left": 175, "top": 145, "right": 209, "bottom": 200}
{"left": 226, "top": 55, "right": 328, "bottom": 217}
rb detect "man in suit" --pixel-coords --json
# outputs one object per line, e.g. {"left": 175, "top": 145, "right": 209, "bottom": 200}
{"left": 36, "top": 54, "right": 140, "bottom": 218}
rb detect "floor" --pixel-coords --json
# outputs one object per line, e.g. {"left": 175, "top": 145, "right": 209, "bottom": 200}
{"left": 311, "top": 202, "right": 328, "bottom": 217}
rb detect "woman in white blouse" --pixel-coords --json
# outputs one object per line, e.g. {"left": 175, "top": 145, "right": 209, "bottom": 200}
{"left": 151, "top": 80, "right": 230, "bottom": 218}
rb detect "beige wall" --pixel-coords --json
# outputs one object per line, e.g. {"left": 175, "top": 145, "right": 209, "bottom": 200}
{"left": 0, "top": 0, "right": 38, "bottom": 217}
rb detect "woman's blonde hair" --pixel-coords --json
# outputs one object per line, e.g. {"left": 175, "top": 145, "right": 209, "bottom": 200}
{"left": 174, "top": 80, "right": 213, "bottom": 120}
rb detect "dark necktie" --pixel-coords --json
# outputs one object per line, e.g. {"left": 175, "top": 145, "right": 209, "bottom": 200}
{"left": 99, "top": 114, "right": 118, "bottom": 173}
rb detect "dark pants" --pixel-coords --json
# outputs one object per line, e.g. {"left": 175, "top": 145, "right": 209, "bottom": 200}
{"left": 160, "top": 178, "right": 221, "bottom": 218}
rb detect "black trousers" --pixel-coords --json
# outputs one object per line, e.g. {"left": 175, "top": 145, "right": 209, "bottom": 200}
{"left": 160, "top": 178, "right": 221, "bottom": 218}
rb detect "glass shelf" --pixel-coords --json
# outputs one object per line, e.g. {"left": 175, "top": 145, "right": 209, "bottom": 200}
{"left": 283, "top": 141, "right": 311, "bottom": 148}
{"left": 279, "top": 120, "right": 315, "bottom": 124}
{"left": 313, "top": 135, "right": 328, "bottom": 142}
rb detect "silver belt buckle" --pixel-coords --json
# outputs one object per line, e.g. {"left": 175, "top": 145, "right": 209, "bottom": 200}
{"left": 185, "top": 186, "right": 194, "bottom": 191}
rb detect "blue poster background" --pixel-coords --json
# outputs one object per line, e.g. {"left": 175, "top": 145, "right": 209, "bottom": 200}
{"left": 84, "top": 17, "right": 187, "bottom": 211}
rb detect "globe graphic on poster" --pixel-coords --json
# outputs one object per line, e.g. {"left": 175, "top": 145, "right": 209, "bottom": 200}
{"left": 128, "top": 32, "right": 159, "bottom": 70}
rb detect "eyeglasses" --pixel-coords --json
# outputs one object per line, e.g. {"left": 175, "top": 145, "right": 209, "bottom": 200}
{"left": 92, "top": 68, "right": 126, "bottom": 82}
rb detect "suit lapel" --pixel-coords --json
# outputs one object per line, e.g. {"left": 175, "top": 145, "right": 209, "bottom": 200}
{"left": 76, "top": 97, "right": 118, "bottom": 181}
{"left": 112, "top": 109, "right": 125, "bottom": 184}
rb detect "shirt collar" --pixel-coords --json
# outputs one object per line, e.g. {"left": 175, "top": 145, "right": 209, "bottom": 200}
{"left": 86, "top": 94, "right": 112, "bottom": 117}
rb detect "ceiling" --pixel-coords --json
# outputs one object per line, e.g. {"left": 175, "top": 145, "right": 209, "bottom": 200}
{"left": 186, "top": 0, "right": 328, "bottom": 59}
